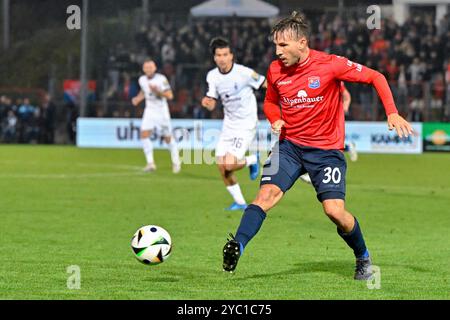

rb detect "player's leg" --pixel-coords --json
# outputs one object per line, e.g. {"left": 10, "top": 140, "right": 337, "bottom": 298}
{"left": 221, "top": 153, "right": 247, "bottom": 172}
{"left": 219, "top": 152, "right": 259, "bottom": 176}
{"left": 223, "top": 140, "right": 303, "bottom": 272}
{"left": 220, "top": 130, "right": 259, "bottom": 178}
{"left": 322, "top": 199, "right": 367, "bottom": 255}
{"left": 161, "top": 119, "right": 181, "bottom": 174}
{"left": 322, "top": 199, "right": 372, "bottom": 280}
{"left": 344, "top": 142, "right": 358, "bottom": 162}
{"left": 217, "top": 155, "right": 247, "bottom": 210}
{"left": 217, "top": 156, "right": 237, "bottom": 186}
{"left": 141, "top": 109, "right": 156, "bottom": 172}
{"left": 223, "top": 184, "right": 285, "bottom": 273}
{"left": 141, "top": 130, "right": 156, "bottom": 172}
{"left": 247, "top": 132, "right": 260, "bottom": 181}
{"left": 163, "top": 134, "right": 181, "bottom": 174}
{"left": 218, "top": 154, "right": 247, "bottom": 210}
{"left": 304, "top": 148, "right": 372, "bottom": 280}
{"left": 216, "top": 133, "right": 248, "bottom": 210}
{"left": 234, "top": 184, "right": 284, "bottom": 248}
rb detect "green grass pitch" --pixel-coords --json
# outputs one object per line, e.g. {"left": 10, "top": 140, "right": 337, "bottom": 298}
{"left": 0, "top": 145, "right": 449, "bottom": 300}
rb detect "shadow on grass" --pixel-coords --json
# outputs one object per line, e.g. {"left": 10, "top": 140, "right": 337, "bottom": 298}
{"left": 235, "top": 260, "right": 434, "bottom": 281}
{"left": 237, "top": 260, "right": 353, "bottom": 280}
{"left": 174, "top": 170, "right": 218, "bottom": 182}
{"left": 141, "top": 277, "right": 180, "bottom": 283}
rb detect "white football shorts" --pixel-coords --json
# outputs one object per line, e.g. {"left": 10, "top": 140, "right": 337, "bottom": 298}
{"left": 141, "top": 108, "right": 173, "bottom": 137}
{"left": 215, "top": 128, "right": 256, "bottom": 160}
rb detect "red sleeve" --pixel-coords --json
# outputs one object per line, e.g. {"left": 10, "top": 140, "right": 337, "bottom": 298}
{"left": 263, "top": 70, "right": 282, "bottom": 124}
{"left": 331, "top": 55, "right": 398, "bottom": 116}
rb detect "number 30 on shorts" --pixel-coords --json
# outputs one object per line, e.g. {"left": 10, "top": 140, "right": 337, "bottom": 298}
{"left": 322, "top": 167, "right": 342, "bottom": 184}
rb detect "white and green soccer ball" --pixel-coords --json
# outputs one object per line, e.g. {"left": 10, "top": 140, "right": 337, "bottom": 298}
{"left": 131, "top": 225, "right": 172, "bottom": 266}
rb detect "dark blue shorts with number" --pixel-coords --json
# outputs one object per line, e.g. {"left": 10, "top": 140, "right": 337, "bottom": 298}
{"left": 260, "top": 139, "right": 347, "bottom": 202}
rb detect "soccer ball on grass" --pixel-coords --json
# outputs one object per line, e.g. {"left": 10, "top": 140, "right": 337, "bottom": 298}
{"left": 131, "top": 225, "right": 172, "bottom": 265}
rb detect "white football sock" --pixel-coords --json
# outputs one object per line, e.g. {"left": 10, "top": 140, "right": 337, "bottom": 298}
{"left": 142, "top": 139, "right": 154, "bottom": 164}
{"left": 245, "top": 154, "right": 258, "bottom": 167}
{"left": 169, "top": 139, "right": 181, "bottom": 166}
{"left": 226, "top": 184, "right": 246, "bottom": 205}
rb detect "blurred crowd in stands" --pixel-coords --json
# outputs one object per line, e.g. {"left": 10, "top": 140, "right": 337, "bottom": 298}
{"left": 103, "top": 11, "right": 450, "bottom": 123}
{"left": 2, "top": 10, "right": 450, "bottom": 145}
{"left": 0, "top": 94, "right": 56, "bottom": 144}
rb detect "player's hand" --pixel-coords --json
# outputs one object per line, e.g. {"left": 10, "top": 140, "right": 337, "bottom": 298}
{"left": 131, "top": 97, "right": 141, "bottom": 107}
{"left": 271, "top": 120, "right": 285, "bottom": 135}
{"left": 149, "top": 85, "right": 162, "bottom": 97}
{"left": 201, "top": 97, "right": 216, "bottom": 111}
{"left": 387, "top": 113, "right": 414, "bottom": 138}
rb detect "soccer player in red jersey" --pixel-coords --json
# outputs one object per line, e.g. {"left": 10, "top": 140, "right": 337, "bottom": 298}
{"left": 222, "top": 12, "right": 413, "bottom": 280}
{"left": 300, "top": 82, "right": 356, "bottom": 184}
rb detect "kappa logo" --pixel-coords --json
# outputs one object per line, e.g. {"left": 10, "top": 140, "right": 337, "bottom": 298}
{"left": 308, "top": 76, "right": 321, "bottom": 89}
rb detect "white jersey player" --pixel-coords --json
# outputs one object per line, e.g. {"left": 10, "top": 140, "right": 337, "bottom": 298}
{"left": 201, "top": 38, "right": 267, "bottom": 211}
{"left": 132, "top": 59, "right": 181, "bottom": 173}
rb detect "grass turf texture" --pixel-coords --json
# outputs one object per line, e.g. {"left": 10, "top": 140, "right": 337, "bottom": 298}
{"left": 0, "top": 145, "right": 449, "bottom": 300}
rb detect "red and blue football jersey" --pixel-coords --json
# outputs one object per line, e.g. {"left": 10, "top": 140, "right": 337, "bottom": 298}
{"left": 264, "top": 49, "right": 398, "bottom": 150}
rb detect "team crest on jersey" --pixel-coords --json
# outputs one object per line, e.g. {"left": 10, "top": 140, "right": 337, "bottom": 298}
{"left": 308, "top": 76, "right": 321, "bottom": 89}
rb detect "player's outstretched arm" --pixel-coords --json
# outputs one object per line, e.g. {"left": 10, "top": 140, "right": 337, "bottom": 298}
{"left": 387, "top": 113, "right": 414, "bottom": 138}
{"left": 132, "top": 91, "right": 145, "bottom": 106}
{"left": 201, "top": 96, "right": 217, "bottom": 111}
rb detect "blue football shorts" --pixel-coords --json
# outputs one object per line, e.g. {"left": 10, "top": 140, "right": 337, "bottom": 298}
{"left": 260, "top": 139, "right": 347, "bottom": 202}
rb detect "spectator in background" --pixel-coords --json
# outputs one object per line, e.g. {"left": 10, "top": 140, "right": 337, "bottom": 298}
{"left": 3, "top": 110, "right": 17, "bottom": 143}
{"left": 407, "top": 58, "right": 425, "bottom": 121}
{"left": 386, "top": 59, "right": 400, "bottom": 84}
{"left": 17, "top": 98, "right": 36, "bottom": 143}
{"left": 0, "top": 95, "right": 8, "bottom": 115}
{"left": 0, "top": 95, "right": 8, "bottom": 135}
{"left": 396, "top": 64, "right": 409, "bottom": 117}
{"left": 445, "top": 60, "right": 450, "bottom": 120}
{"left": 161, "top": 37, "right": 176, "bottom": 65}
{"left": 18, "top": 98, "right": 35, "bottom": 118}
{"left": 39, "top": 94, "right": 56, "bottom": 144}
{"left": 407, "top": 56, "right": 425, "bottom": 79}
{"left": 96, "top": 13, "right": 449, "bottom": 122}
{"left": 66, "top": 102, "right": 78, "bottom": 144}
{"left": 430, "top": 74, "right": 445, "bottom": 117}
{"left": 13, "top": 98, "right": 22, "bottom": 113}
{"left": 27, "top": 107, "right": 41, "bottom": 143}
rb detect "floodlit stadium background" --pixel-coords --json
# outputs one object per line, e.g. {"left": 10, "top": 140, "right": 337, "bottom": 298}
{"left": 0, "top": 0, "right": 449, "bottom": 149}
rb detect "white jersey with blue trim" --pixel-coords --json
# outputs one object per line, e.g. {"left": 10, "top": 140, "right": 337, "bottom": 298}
{"left": 206, "top": 63, "right": 265, "bottom": 131}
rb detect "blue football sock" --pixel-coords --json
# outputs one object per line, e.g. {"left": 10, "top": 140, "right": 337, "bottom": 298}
{"left": 337, "top": 217, "right": 369, "bottom": 259}
{"left": 235, "top": 204, "right": 267, "bottom": 252}
{"left": 239, "top": 243, "right": 245, "bottom": 255}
